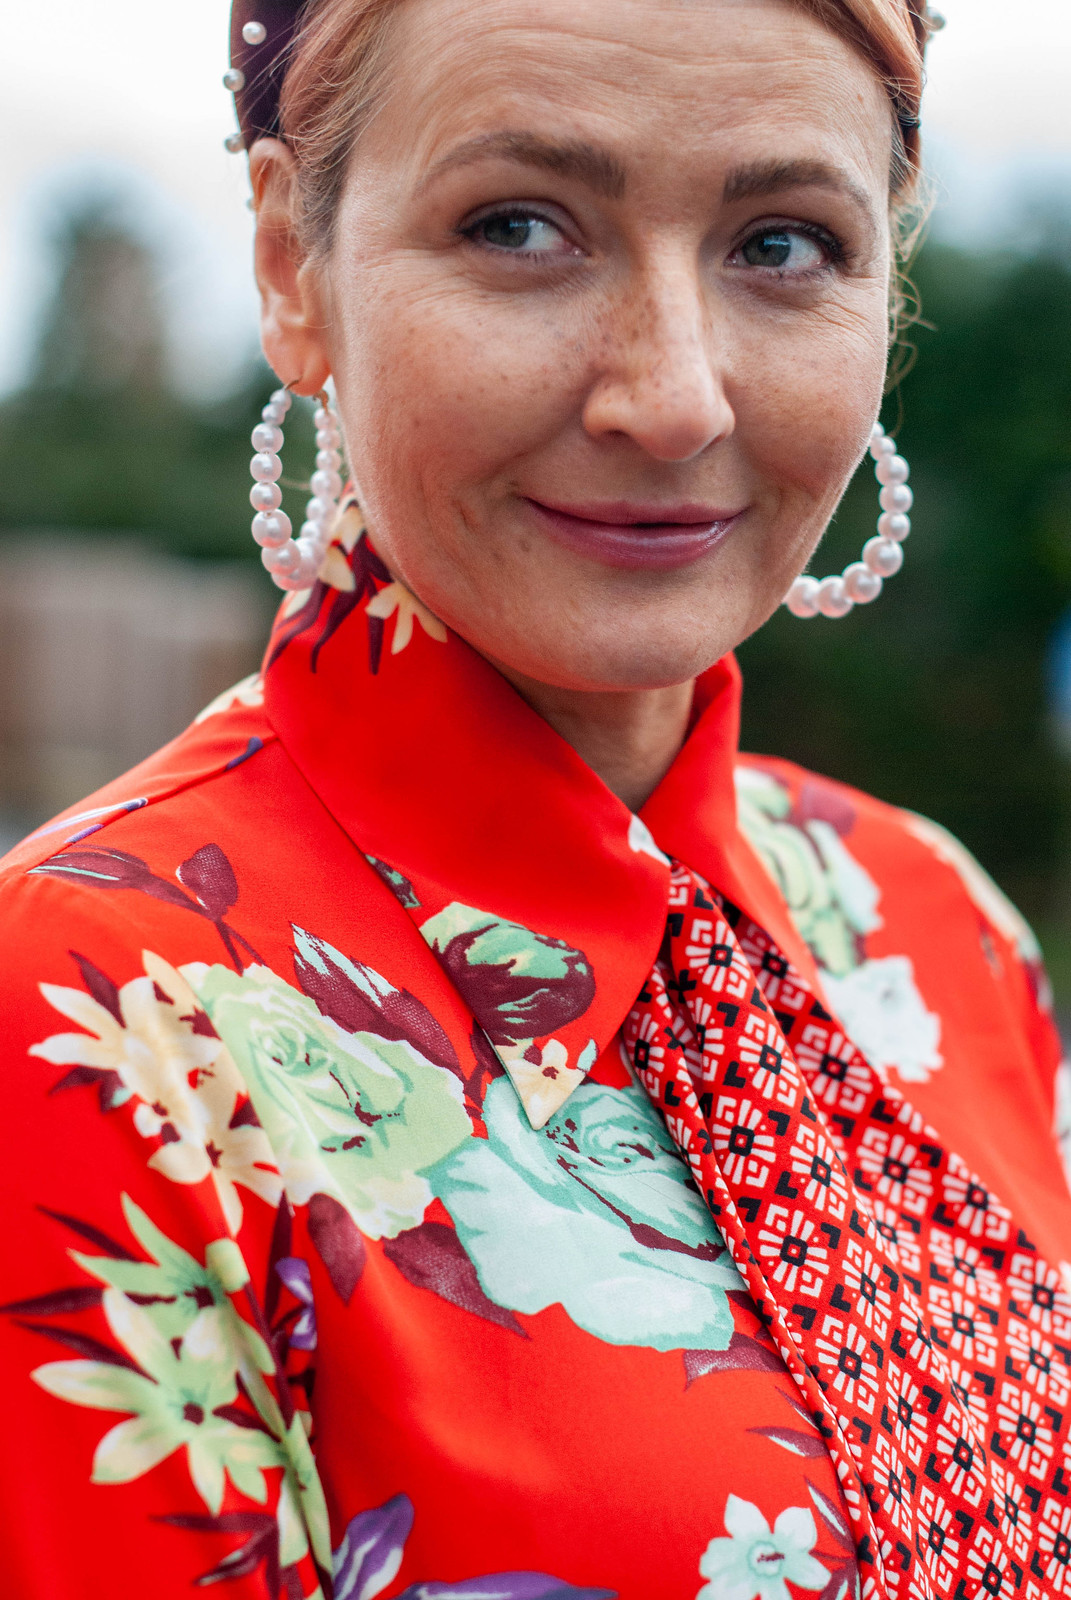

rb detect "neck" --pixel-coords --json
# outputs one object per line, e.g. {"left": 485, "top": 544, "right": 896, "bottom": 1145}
{"left": 493, "top": 668, "right": 695, "bottom": 813}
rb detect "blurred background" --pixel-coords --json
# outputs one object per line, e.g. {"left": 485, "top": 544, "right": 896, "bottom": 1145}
{"left": 0, "top": 2, "right": 1069, "bottom": 1002}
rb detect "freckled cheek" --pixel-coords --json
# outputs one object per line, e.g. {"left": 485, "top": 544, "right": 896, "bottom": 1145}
{"left": 353, "top": 293, "right": 582, "bottom": 491}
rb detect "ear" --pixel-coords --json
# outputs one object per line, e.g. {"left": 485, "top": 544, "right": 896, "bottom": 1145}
{"left": 250, "top": 138, "right": 331, "bottom": 394}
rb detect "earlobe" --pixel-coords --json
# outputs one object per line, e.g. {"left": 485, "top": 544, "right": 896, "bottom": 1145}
{"left": 250, "top": 138, "right": 331, "bottom": 393}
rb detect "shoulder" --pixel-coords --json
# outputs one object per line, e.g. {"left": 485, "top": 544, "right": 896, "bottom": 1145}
{"left": 735, "top": 750, "right": 1043, "bottom": 981}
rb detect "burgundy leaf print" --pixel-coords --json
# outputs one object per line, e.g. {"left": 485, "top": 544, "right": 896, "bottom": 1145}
{"left": 292, "top": 926, "right": 459, "bottom": 1073}
{"left": 0, "top": 1285, "right": 103, "bottom": 1317}
{"left": 14, "top": 1320, "right": 144, "bottom": 1371}
{"left": 427, "top": 916, "right": 596, "bottom": 1046}
{"left": 37, "top": 1205, "right": 138, "bottom": 1260}
{"left": 31, "top": 843, "right": 260, "bottom": 972}
{"left": 307, "top": 1192, "right": 366, "bottom": 1304}
{"left": 69, "top": 950, "right": 123, "bottom": 1023}
{"left": 159, "top": 1511, "right": 281, "bottom": 1595}
{"left": 747, "top": 1424, "right": 828, "bottom": 1457}
{"left": 48, "top": 1062, "right": 126, "bottom": 1113}
{"left": 364, "top": 854, "right": 421, "bottom": 910}
{"left": 265, "top": 523, "right": 390, "bottom": 674}
{"left": 682, "top": 1332, "right": 787, "bottom": 1387}
{"left": 177, "top": 844, "right": 239, "bottom": 921}
{"left": 383, "top": 1220, "right": 527, "bottom": 1337}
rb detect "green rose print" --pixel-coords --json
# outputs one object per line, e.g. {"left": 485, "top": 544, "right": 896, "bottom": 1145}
{"left": 429, "top": 1076, "right": 744, "bottom": 1351}
{"left": 185, "top": 942, "right": 471, "bottom": 1241}
{"left": 419, "top": 903, "right": 596, "bottom": 1045}
{"left": 735, "top": 766, "right": 944, "bottom": 1084}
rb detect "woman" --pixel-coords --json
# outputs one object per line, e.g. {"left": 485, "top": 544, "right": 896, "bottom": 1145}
{"left": 1, "top": 1, "right": 1068, "bottom": 1596}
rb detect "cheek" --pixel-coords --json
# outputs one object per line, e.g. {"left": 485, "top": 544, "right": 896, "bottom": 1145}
{"left": 732, "top": 306, "right": 889, "bottom": 508}
{"left": 337, "top": 273, "right": 582, "bottom": 501}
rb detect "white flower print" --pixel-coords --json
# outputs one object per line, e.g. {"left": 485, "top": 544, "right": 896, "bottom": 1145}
{"left": 988, "top": 1460, "right": 1034, "bottom": 1565}
{"left": 1039, "top": 1499, "right": 1071, "bottom": 1594}
{"left": 842, "top": 1240, "right": 893, "bottom": 1340}
{"left": 821, "top": 956, "right": 943, "bottom": 1085}
{"left": 30, "top": 952, "right": 281, "bottom": 1233}
{"left": 787, "top": 1124, "right": 849, "bottom": 1220}
{"left": 756, "top": 1205, "right": 829, "bottom": 1298}
{"left": 934, "top": 1405, "right": 988, "bottom": 1506}
{"left": 928, "top": 1228, "right": 1001, "bottom": 1309}
{"left": 1006, "top": 1316, "right": 1071, "bottom": 1406}
{"left": 697, "top": 1495, "right": 829, "bottom": 1600}
{"left": 963, "top": 1526, "right": 1010, "bottom": 1600}
{"left": 883, "top": 1361, "right": 928, "bottom": 1467}
{"left": 855, "top": 1121, "right": 932, "bottom": 1218}
{"left": 927, "top": 1285, "right": 998, "bottom": 1370}
{"left": 869, "top": 1200, "right": 922, "bottom": 1277}
{"left": 941, "top": 1154, "right": 1011, "bottom": 1244}
{"left": 914, "top": 1486, "right": 960, "bottom": 1596}
{"left": 870, "top": 1435, "right": 915, "bottom": 1538}
{"left": 995, "top": 1381, "right": 1055, "bottom": 1481}
{"left": 1009, "top": 1252, "right": 1071, "bottom": 1337}
{"left": 710, "top": 1096, "right": 776, "bottom": 1189}
{"left": 814, "top": 1315, "right": 881, "bottom": 1415}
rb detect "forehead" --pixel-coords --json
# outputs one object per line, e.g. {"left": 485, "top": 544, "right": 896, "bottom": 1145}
{"left": 363, "top": 0, "right": 894, "bottom": 194}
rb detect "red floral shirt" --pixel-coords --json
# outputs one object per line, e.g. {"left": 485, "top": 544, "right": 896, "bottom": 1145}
{"left": 0, "top": 520, "right": 1067, "bottom": 1600}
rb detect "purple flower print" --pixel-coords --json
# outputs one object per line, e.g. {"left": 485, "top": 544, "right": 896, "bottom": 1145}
{"left": 274, "top": 1257, "right": 317, "bottom": 1351}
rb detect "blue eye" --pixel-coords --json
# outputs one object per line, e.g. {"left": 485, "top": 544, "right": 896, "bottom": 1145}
{"left": 738, "top": 228, "right": 828, "bottom": 272}
{"left": 467, "top": 210, "right": 569, "bottom": 254}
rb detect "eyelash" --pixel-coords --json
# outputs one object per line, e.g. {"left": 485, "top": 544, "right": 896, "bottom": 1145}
{"left": 732, "top": 220, "right": 848, "bottom": 277}
{"left": 460, "top": 207, "right": 850, "bottom": 275}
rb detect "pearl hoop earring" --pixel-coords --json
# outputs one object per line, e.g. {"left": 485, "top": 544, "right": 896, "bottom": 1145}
{"left": 784, "top": 423, "right": 913, "bottom": 619}
{"left": 249, "top": 387, "right": 344, "bottom": 591}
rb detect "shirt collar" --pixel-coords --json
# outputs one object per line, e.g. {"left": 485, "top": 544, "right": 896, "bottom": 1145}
{"left": 263, "top": 523, "right": 819, "bottom": 1128}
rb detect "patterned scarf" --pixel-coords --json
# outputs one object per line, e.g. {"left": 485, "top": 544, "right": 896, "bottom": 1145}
{"left": 624, "top": 862, "right": 1071, "bottom": 1600}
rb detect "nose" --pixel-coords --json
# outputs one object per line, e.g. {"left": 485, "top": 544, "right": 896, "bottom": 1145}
{"left": 581, "top": 255, "right": 735, "bottom": 463}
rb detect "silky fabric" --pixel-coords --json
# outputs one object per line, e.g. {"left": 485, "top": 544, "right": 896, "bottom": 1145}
{"left": 627, "top": 864, "right": 1071, "bottom": 1598}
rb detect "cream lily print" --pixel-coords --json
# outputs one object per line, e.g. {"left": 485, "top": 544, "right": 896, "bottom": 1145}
{"left": 365, "top": 581, "right": 448, "bottom": 655}
{"left": 697, "top": 1497, "right": 829, "bottom": 1600}
{"left": 29, "top": 951, "right": 281, "bottom": 1233}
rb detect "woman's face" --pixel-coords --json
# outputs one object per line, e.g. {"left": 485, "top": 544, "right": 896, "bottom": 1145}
{"left": 266, "top": 0, "right": 897, "bottom": 691}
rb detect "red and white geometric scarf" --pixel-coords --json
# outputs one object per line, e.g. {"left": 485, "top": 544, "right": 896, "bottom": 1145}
{"left": 624, "top": 862, "right": 1071, "bottom": 1600}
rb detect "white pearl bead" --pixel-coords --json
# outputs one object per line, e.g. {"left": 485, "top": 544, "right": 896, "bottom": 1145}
{"left": 262, "top": 541, "right": 301, "bottom": 575}
{"left": 876, "top": 454, "right": 910, "bottom": 485}
{"left": 843, "top": 562, "right": 883, "bottom": 604}
{"left": 863, "top": 536, "right": 905, "bottom": 577}
{"left": 870, "top": 437, "right": 897, "bottom": 463}
{"left": 250, "top": 481, "right": 283, "bottom": 512}
{"left": 251, "top": 451, "right": 283, "bottom": 483}
{"left": 817, "top": 576, "right": 854, "bottom": 618}
{"left": 223, "top": 68, "right": 245, "bottom": 91}
{"left": 878, "top": 511, "right": 911, "bottom": 542}
{"left": 242, "top": 20, "right": 267, "bottom": 45}
{"left": 310, "top": 468, "right": 342, "bottom": 499}
{"left": 252, "top": 510, "right": 293, "bottom": 548}
{"left": 315, "top": 449, "right": 341, "bottom": 472}
{"left": 252, "top": 422, "right": 284, "bottom": 453}
{"left": 315, "top": 428, "right": 340, "bottom": 450}
{"left": 785, "top": 575, "right": 821, "bottom": 619}
{"left": 261, "top": 402, "right": 286, "bottom": 425}
{"left": 312, "top": 406, "right": 335, "bottom": 431}
{"left": 306, "top": 495, "right": 335, "bottom": 523}
{"left": 870, "top": 423, "right": 885, "bottom": 444}
{"left": 269, "top": 387, "right": 292, "bottom": 412}
{"left": 879, "top": 483, "right": 913, "bottom": 514}
{"left": 299, "top": 520, "right": 325, "bottom": 542}
{"left": 224, "top": 133, "right": 244, "bottom": 154}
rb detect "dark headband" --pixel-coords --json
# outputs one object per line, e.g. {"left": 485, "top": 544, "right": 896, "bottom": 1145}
{"left": 226, "top": 0, "right": 942, "bottom": 152}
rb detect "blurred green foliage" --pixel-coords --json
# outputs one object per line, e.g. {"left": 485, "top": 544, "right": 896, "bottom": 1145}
{"left": 2, "top": 201, "right": 1070, "bottom": 935}
{"left": 738, "top": 240, "right": 1071, "bottom": 923}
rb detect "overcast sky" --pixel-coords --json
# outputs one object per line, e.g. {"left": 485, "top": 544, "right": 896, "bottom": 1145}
{"left": 1, "top": 0, "right": 1068, "bottom": 396}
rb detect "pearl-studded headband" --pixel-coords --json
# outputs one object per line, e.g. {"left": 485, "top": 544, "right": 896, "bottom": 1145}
{"left": 223, "top": 0, "right": 944, "bottom": 156}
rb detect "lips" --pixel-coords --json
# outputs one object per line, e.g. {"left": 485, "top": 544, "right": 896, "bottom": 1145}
{"left": 524, "top": 497, "right": 745, "bottom": 572}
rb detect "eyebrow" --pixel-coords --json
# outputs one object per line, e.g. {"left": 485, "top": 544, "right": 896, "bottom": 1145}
{"left": 420, "top": 131, "right": 628, "bottom": 200}
{"left": 722, "top": 157, "right": 875, "bottom": 221}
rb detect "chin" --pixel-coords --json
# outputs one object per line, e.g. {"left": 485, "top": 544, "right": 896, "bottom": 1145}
{"left": 488, "top": 618, "right": 736, "bottom": 694}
